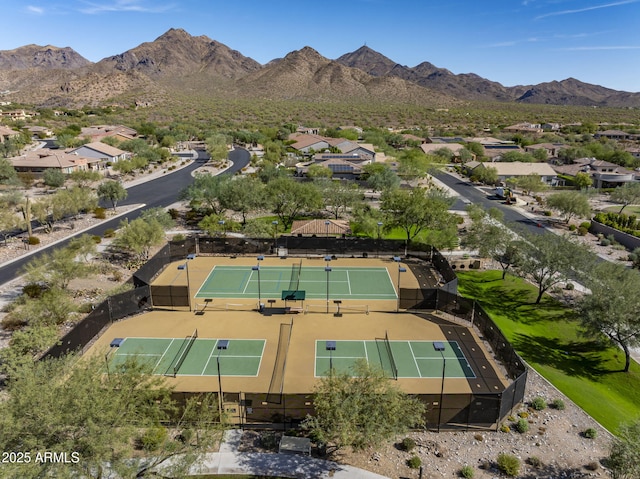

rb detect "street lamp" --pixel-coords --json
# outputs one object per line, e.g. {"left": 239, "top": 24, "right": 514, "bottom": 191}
{"left": 324, "top": 255, "right": 332, "bottom": 314}
{"left": 216, "top": 339, "right": 229, "bottom": 420}
{"left": 376, "top": 222, "right": 383, "bottom": 257}
{"left": 252, "top": 255, "right": 264, "bottom": 309}
{"left": 218, "top": 219, "right": 225, "bottom": 237}
{"left": 394, "top": 257, "right": 406, "bottom": 312}
{"left": 433, "top": 341, "right": 446, "bottom": 432}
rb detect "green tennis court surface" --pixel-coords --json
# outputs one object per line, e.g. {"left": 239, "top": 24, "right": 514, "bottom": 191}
{"left": 195, "top": 265, "right": 397, "bottom": 300}
{"left": 109, "top": 337, "right": 265, "bottom": 377}
{"left": 315, "top": 340, "right": 475, "bottom": 379}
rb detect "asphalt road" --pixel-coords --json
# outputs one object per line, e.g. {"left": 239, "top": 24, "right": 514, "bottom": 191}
{"left": 0, "top": 147, "right": 250, "bottom": 285}
{"left": 434, "top": 170, "right": 547, "bottom": 236}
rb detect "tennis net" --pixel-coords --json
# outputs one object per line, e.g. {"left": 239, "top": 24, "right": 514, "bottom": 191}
{"left": 384, "top": 331, "right": 399, "bottom": 380}
{"left": 169, "top": 329, "right": 198, "bottom": 377}
{"left": 288, "top": 260, "right": 303, "bottom": 291}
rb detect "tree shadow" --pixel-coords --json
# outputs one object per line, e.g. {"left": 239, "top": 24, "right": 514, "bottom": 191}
{"left": 519, "top": 463, "right": 600, "bottom": 478}
{"left": 233, "top": 451, "right": 346, "bottom": 478}
{"left": 511, "top": 332, "right": 612, "bottom": 380}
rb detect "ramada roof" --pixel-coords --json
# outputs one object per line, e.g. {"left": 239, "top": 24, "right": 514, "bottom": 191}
{"left": 74, "top": 141, "right": 127, "bottom": 157}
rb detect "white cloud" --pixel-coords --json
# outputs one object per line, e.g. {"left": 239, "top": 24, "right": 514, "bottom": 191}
{"left": 78, "top": 0, "right": 176, "bottom": 14}
{"left": 535, "top": 0, "right": 639, "bottom": 20}
{"left": 26, "top": 5, "right": 45, "bottom": 14}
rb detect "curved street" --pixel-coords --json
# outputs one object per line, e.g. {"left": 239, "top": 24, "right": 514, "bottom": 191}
{"left": 0, "top": 147, "right": 250, "bottom": 286}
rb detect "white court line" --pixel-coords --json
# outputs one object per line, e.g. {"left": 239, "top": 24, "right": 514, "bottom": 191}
{"left": 407, "top": 342, "right": 423, "bottom": 378}
{"left": 153, "top": 338, "right": 176, "bottom": 372}
{"left": 346, "top": 270, "right": 352, "bottom": 295}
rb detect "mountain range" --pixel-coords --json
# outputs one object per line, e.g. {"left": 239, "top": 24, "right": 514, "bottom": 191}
{"left": 0, "top": 28, "right": 638, "bottom": 109}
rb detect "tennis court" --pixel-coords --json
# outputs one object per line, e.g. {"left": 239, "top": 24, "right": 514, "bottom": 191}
{"left": 315, "top": 339, "right": 475, "bottom": 379}
{"left": 194, "top": 264, "right": 397, "bottom": 300}
{"left": 108, "top": 335, "right": 265, "bottom": 377}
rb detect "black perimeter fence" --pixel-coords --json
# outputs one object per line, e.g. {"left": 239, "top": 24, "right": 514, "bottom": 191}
{"left": 40, "top": 235, "right": 527, "bottom": 430}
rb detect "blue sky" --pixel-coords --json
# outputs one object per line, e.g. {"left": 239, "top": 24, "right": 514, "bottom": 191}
{"left": 2, "top": 0, "right": 639, "bottom": 92}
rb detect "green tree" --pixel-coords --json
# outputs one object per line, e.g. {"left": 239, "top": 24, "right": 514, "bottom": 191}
{"left": 577, "top": 262, "right": 640, "bottom": 373}
{"left": 0, "top": 157, "right": 19, "bottom": 185}
{"left": 574, "top": 172, "right": 593, "bottom": 190}
{"left": 180, "top": 173, "right": 231, "bottom": 215}
{"left": 265, "top": 177, "right": 322, "bottom": 229}
{"left": 113, "top": 217, "right": 165, "bottom": 261}
{"left": 97, "top": 180, "right": 128, "bottom": 211}
{"left": 471, "top": 165, "right": 498, "bottom": 185}
{"left": 545, "top": 191, "right": 591, "bottom": 223}
{"left": 320, "top": 180, "right": 363, "bottom": 220}
{"left": 463, "top": 206, "right": 520, "bottom": 279}
{"left": 0, "top": 354, "right": 224, "bottom": 478}
{"left": 380, "top": 188, "right": 455, "bottom": 244}
{"left": 611, "top": 183, "right": 640, "bottom": 214}
{"left": 223, "top": 176, "right": 265, "bottom": 225}
{"left": 515, "top": 232, "right": 590, "bottom": 304}
{"left": 361, "top": 163, "right": 400, "bottom": 193}
{"left": 43, "top": 168, "right": 66, "bottom": 188}
{"left": 513, "top": 174, "right": 548, "bottom": 195}
{"left": 69, "top": 169, "right": 102, "bottom": 187}
{"left": 397, "top": 149, "right": 431, "bottom": 185}
{"left": 301, "top": 360, "right": 425, "bottom": 455}
{"left": 607, "top": 420, "right": 640, "bottom": 478}
{"left": 140, "top": 207, "right": 175, "bottom": 230}
{"left": 206, "top": 133, "right": 231, "bottom": 161}
{"left": 307, "top": 163, "right": 333, "bottom": 180}
{"left": 21, "top": 245, "right": 93, "bottom": 290}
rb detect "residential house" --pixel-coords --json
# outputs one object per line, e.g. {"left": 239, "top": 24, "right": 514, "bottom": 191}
{"left": 468, "top": 161, "right": 558, "bottom": 185}
{"left": 296, "top": 157, "right": 365, "bottom": 180}
{"left": 9, "top": 149, "right": 97, "bottom": 176}
{"left": 69, "top": 142, "right": 130, "bottom": 169}
{"left": 626, "top": 146, "right": 640, "bottom": 160}
{"left": 296, "top": 126, "right": 320, "bottom": 136}
{"left": 0, "top": 125, "right": 20, "bottom": 143}
{"left": 553, "top": 158, "right": 639, "bottom": 188}
{"left": 524, "top": 143, "right": 565, "bottom": 159}
{"left": 288, "top": 134, "right": 330, "bottom": 154}
{"left": 594, "top": 130, "right": 636, "bottom": 141}
{"left": 289, "top": 219, "right": 351, "bottom": 237}
{"left": 502, "top": 123, "right": 543, "bottom": 135}
{"left": 401, "top": 133, "right": 426, "bottom": 145}
{"left": 541, "top": 123, "right": 561, "bottom": 131}
{"left": 0, "top": 109, "right": 35, "bottom": 121}
{"left": 464, "top": 137, "right": 522, "bottom": 161}
{"left": 25, "top": 125, "right": 53, "bottom": 139}
{"left": 420, "top": 142, "right": 473, "bottom": 161}
{"left": 79, "top": 125, "right": 138, "bottom": 143}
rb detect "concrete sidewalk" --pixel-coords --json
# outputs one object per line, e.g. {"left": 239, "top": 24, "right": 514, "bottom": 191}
{"left": 184, "top": 430, "right": 390, "bottom": 478}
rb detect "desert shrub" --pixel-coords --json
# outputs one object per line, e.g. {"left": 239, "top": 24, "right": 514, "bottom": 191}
{"left": 91, "top": 235, "right": 102, "bottom": 244}
{"left": 400, "top": 437, "right": 416, "bottom": 452}
{"left": 140, "top": 426, "right": 167, "bottom": 451}
{"left": 93, "top": 207, "right": 106, "bottom": 219}
{"left": 530, "top": 396, "right": 547, "bottom": 411}
{"left": 517, "top": 411, "right": 529, "bottom": 418}
{"left": 577, "top": 226, "right": 589, "bottom": 236}
{"left": 259, "top": 431, "right": 279, "bottom": 450}
{"left": 460, "top": 465, "right": 475, "bottom": 478}
{"left": 550, "top": 398, "right": 566, "bottom": 410}
{"left": 172, "top": 233, "right": 185, "bottom": 242}
{"left": 407, "top": 455, "right": 422, "bottom": 469}
{"left": 497, "top": 453, "right": 520, "bottom": 477}
{"left": 473, "top": 434, "right": 484, "bottom": 442}
{"left": 585, "top": 461, "right": 599, "bottom": 471}
{"left": 1, "top": 315, "right": 28, "bottom": 331}
{"left": 580, "top": 221, "right": 591, "bottom": 230}
{"left": 515, "top": 418, "right": 529, "bottom": 433}
{"left": 544, "top": 210, "right": 552, "bottom": 216}
{"left": 27, "top": 236, "right": 40, "bottom": 245}
{"left": 103, "top": 228, "right": 116, "bottom": 238}
{"left": 583, "top": 428, "right": 597, "bottom": 439}
{"left": 23, "top": 282, "right": 45, "bottom": 298}
{"left": 568, "top": 224, "right": 577, "bottom": 231}
{"left": 500, "top": 424, "right": 511, "bottom": 433}
{"left": 168, "top": 208, "right": 180, "bottom": 219}
{"left": 565, "top": 282, "right": 575, "bottom": 290}
{"left": 600, "top": 238, "right": 612, "bottom": 246}
{"left": 527, "top": 456, "right": 543, "bottom": 468}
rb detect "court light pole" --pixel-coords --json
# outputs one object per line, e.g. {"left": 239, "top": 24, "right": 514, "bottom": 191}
{"left": 272, "top": 220, "right": 278, "bottom": 251}
{"left": 433, "top": 341, "right": 446, "bottom": 432}
{"left": 324, "top": 256, "right": 332, "bottom": 314}
{"left": 178, "top": 253, "right": 195, "bottom": 312}
{"left": 252, "top": 255, "right": 264, "bottom": 309}
{"left": 326, "top": 340, "right": 336, "bottom": 375}
{"left": 218, "top": 219, "right": 225, "bottom": 237}
{"left": 376, "top": 221, "right": 383, "bottom": 258}
{"left": 394, "top": 256, "right": 406, "bottom": 313}
{"left": 216, "top": 340, "right": 229, "bottom": 421}
{"left": 325, "top": 220, "right": 331, "bottom": 254}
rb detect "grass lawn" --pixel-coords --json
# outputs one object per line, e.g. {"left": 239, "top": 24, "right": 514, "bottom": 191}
{"left": 457, "top": 270, "right": 640, "bottom": 434}
{"left": 602, "top": 205, "right": 640, "bottom": 215}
